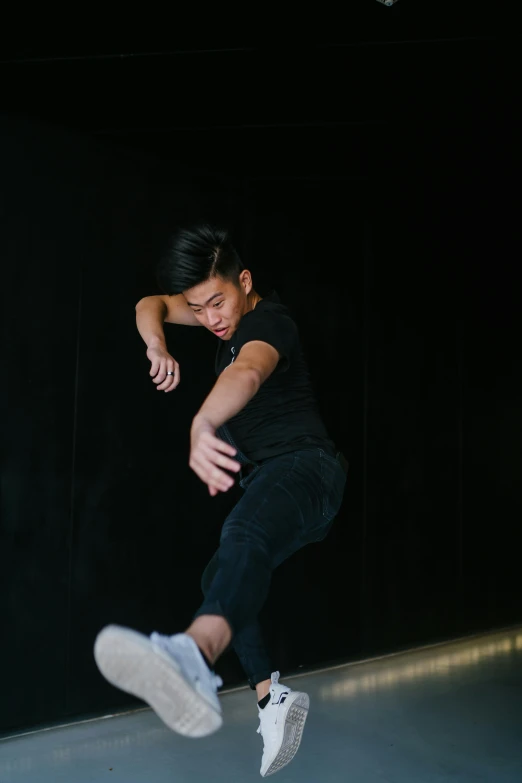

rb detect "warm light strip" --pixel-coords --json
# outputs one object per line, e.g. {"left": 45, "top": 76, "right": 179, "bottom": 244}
{"left": 319, "top": 632, "right": 522, "bottom": 701}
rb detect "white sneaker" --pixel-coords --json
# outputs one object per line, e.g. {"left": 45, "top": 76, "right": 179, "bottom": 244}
{"left": 257, "top": 671, "right": 309, "bottom": 777}
{"left": 94, "top": 625, "right": 223, "bottom": 738}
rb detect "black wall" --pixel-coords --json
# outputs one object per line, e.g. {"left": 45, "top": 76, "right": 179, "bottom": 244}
{"left": 1, "top": 33, "right": 520, "bottom": 733}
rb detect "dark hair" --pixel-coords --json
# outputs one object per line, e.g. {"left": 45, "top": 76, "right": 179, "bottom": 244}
{"left": 156, "top": 223, "right": 244, "bottom": 295}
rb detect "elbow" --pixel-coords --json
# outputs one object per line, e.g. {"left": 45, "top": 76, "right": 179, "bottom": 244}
{"left": 229, "top": 364, "right": 262, "bottom": 396}
{"left": 232, "top": 363, "right": 267, "bottom": 393}
{"left": 245, "top": 366, "right": 264, "bottom": 395}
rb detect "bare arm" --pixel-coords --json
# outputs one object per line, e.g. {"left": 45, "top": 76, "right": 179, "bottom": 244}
{"left": 190, "top": 341, "right": 280, "bottom": 495}
{"left": 135, "top": 294, "right": 200, "bottom": 349}
{"left": 192, "top": 341, "right": 280, "bottom": 430}
{"left": 135, "top": 294, "right": 200, "bottom": 391}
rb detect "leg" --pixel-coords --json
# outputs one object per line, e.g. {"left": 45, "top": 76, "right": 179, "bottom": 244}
{"left": 93, "top": 448, "right": 345, "bottom": 745}
{"left": 191, "top": 449, "right": 346, "bottom": 672}
{"left": 255, "top": 679, "right": 272, "bottom": 701}
{"left": 195, "top": 549, "right": 274, "bottom": 693}
{"left": 185, "top": 614, "right": 232, "bottom": 665}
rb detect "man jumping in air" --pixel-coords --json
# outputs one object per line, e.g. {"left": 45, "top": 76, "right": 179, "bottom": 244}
{"left": 94, "top": 223, "right": 347, "bottom": 777}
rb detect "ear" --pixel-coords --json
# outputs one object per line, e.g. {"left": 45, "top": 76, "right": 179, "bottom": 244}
{"left": 239, "top": 269, "right": 253, "bottom": 295}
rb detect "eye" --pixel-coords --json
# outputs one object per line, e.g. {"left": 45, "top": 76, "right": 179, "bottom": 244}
{"left": 214, "top": 301, "right": 224, "bottom": 308}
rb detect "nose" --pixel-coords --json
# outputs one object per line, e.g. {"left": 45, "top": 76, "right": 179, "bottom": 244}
{"left": 208, "top": 310, "right": 222, "bottom": 327}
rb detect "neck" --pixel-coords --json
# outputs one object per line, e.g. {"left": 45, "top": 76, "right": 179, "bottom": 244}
{"left": 247, "top": 290, "right": 262, "bottom": 312}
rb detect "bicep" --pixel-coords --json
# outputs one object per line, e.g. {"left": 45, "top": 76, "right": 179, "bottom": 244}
{"left": 234, "top": 340, "right": 281, "bottom": 384}
{"left": 159, "top": 294, "right": 202, "bottom": 327}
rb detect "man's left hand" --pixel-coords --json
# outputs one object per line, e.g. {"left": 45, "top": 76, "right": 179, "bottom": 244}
{"left": 190, "top": 418, "right": 242, "bottom": 496}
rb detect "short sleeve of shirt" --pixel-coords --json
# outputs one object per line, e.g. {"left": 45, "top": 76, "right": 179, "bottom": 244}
{"left": 235, "top": 310, "right": 298, "bottom": 372}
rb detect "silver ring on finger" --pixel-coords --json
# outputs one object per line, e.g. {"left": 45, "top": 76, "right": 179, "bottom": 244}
{"left": 167, "top": 371, "right": 174, "bottom": 376}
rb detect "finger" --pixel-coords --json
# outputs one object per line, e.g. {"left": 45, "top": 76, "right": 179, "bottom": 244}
{"left": 191, "top": 455, "right": 235, "bottom": 493}
{"left": 157, "top": 363, "right": 180, "bottom": 392}
{"left": 164, "top": 364, "right": 180, "bottom": 392}
{"left": 209, "top": 464, "right": 236, "bottom": 491}
{"left": 152, "top": 359, "right": 166, "bottom": 384}
{"left": 203, "top": 432, "right": 239, "bottom": 459}
{"left": 156, "top": 373, "right": 174, "bottom": 391}
{"left": 201, "top": 447, "right": 241, "bottom": 473}
{"left": 200, "top": 440, "right": 241, "bottom": 472}
{"left": 221, "top": 455, "right": 242, "bottom": 472}
{"left": 149, "top": 355, "right": 160, "bottom": 377}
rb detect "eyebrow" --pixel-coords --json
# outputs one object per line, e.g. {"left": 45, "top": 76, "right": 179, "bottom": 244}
{"left": 186, "top": 293, "right": 223, "bottom": 307}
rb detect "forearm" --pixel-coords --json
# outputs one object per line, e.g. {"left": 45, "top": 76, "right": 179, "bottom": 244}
{"left": 135, "top": 296, "right": 168, "bottom": 349}
{"left": 193, "top": 366, "right": 261, "bottom": 431}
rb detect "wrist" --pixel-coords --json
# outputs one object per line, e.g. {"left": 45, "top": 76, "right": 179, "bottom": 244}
{"left": 148, "top": 336, "right": 167, "bottom": 350}
{"left": 192, "top": 413, "right": 215, "bottom": 433}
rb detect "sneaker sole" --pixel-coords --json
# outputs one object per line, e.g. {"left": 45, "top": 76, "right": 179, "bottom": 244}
{"left": 262, "top": 691, "right": 310, "bottom": 777}
{"left": 94, "top": 625, "right": 223, "bottom": 739}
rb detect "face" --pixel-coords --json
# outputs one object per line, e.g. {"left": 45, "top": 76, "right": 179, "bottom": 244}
{"left": 183, "top": 271, "right": 253, "bottom": 340}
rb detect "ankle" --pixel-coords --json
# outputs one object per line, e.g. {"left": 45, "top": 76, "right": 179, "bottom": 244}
{"left": 258, "top": 692, "right": 271, "bottom": 709}
{"left": 185, "top": 615, "right": 232, "bottom": 666}
{"left": 197, "top": 647, "right": 215, "bottom": 671}
{"left": 255, "top": 679, "right": 272, "bottom": 702}
{"left": 185, "top": 633, "right": 216, "bottom": 666}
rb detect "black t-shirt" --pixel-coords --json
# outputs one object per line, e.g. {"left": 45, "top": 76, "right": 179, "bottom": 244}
{"left": 215, "top": 291, "right": 336, "bottom": 462}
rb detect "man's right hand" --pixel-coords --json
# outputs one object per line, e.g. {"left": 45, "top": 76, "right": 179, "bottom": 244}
{"left": 146, "top": 345, "right": 180, "bottom": 392}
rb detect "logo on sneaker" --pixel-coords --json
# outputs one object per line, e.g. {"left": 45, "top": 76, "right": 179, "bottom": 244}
{"left": 272, "top": 691, "right": 288, "bottom": 706}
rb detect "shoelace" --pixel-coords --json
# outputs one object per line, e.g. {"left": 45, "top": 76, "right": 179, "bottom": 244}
{"left": 150, "top": 632, "right": 223, "bottom": 689}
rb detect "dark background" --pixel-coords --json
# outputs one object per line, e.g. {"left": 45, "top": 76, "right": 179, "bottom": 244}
{"left": 1, "top": 4, "right": 520, "bottom": 733}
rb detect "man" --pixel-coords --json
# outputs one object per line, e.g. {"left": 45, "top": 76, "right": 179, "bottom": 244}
{"left": 94, "top": 224, "right": 347, "bottom": 777}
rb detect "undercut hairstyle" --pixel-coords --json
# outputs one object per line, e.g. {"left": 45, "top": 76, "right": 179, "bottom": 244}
{"left": 156, "top": 223, "right": 244, "bottom": 295}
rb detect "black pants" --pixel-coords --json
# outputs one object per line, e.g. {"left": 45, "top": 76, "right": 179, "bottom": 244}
{"left": 194, "top": 446, "right": 347, "bottom": 689}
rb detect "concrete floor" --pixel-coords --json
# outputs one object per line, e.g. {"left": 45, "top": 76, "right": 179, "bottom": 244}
{"left": 1, "top": 627, "right": 521, "bottom": 782}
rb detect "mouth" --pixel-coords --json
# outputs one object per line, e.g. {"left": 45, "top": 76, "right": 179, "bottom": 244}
{"left": 213, "top": 327, "right": 228, "bottom": 337}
